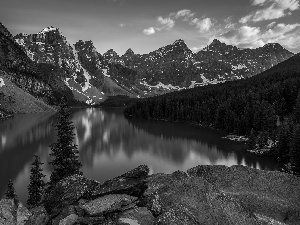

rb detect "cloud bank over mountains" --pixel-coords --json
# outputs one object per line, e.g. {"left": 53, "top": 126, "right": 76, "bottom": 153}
{"left": 143, "top": 0, "right": 300, "bottom": 52}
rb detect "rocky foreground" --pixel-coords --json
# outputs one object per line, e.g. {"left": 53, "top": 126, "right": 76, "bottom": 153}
{"left": 0, "top": 165, "right": 300, "bottom": 225}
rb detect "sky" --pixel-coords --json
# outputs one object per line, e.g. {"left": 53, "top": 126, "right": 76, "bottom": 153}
{"left": 1, "top": 0, "right": 300, "bottom": 55}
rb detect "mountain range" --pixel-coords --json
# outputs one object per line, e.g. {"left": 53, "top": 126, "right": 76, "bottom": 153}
{"left": 0, "top": 22, "right": 295, "bottom": 114}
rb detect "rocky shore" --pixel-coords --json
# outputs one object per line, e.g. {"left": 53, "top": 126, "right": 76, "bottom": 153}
{"left": 0, "top": 165, "right": 300, "bottom": 225}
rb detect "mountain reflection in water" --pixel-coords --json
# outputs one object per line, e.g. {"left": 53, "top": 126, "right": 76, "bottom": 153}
{"left": 0, "top": 108, "right": 279, "bottom": 204}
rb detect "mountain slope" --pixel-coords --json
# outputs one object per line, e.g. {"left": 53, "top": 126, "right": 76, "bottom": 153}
{"left": 0, "top": 72, "right": 55, "bottom": 114}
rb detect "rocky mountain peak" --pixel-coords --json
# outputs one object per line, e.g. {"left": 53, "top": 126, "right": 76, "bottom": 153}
{"left": 172, "top": 39, "right": 188, "bottom": 48}
{"left": 263, "top": 43, "right": 284, "bottom": 50}
{"left": 208, "top": 39, "right": 224, "bottom": 49}
{"left": 104, "top": 49, "right": 119, "bottom": 58}
{"left": 124, "top": 48, "right": 135, "bottom": 56}
{"left": 0, "top": 22, "right": 14, "bottom": 40}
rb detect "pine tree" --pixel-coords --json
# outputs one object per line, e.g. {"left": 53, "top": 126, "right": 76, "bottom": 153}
{"left": 5, "top": 179, "right": 18, "bottom": 202}
{"left": 277, "top": 125, "right": 291, "bottom": 164}
{"left": 289, "top": 125, "right": 300, "bottom": 175}
{"left": 49, "top": 99, "right": 82, "bottom": 184}
{"left": 27, "top": 155, "right": 45, "bottom": 207}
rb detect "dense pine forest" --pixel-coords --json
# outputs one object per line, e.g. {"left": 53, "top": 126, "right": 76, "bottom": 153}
{"left": 124, "top": 53, "right": 300, "bottom": 175}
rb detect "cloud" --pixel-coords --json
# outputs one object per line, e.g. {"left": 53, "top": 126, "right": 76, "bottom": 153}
{"left": 267, "top": 21, "right": 276, "bottom": 28}
{"left": 157, "top": 16, "right": 175, "bottom": 30}
{"left": 252, "top": 0, "right": 268, "bottom": 5}
{"left": 142, "top": 9, "right": 215, "bottom": 35}
{"left": 172, "top": 9, "right": 195, "bottom": 20}
{"left": 191, "top": 46, "right": 206, "bottom": 52}
{"left": 217, "top": 23, "right": 300, "bottom": 51}
{"left": 190, "top": 18, "right": 213, "bottom": 32}
{"left": 240, "top": 0, "right": 300, "bottom": 23}
{"left": 119, "top": 23, "right": 126, "bottom": 27}
{"left": 143, "top": 27, "right": 156, "bottom": 35}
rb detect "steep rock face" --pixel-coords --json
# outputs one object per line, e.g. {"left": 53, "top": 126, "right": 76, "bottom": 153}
{"left": 14, "top": 28, "right": 133, "bottom": 104}
{"left": 74, "top": 40, "right": 104, "bottom": 88}
{"left": 0, "top": 22, "right": 80, "bottom": 107}
{"left": 0, "top": 22, "right": 34, "bottom": 72}
{"left": 194, "top": 39, "right": 294, "bottom": 82}
{"left": 14, "top": 28, "right": 107, "bottom": 104}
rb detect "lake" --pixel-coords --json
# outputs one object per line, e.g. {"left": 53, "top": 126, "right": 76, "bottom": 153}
{"left": 0, "top": 107, "right": 279, "bottom": 205}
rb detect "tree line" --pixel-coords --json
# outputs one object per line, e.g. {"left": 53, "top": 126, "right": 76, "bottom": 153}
{"left": 124, "top": 54, "right": 300, "bottom": 175}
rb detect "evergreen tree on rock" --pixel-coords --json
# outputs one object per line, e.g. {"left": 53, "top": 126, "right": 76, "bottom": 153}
{"left": 5, "top": 179, "right": 18, "bottom": 202}
{"left": 49, "top": 98, "right": 82, "bottom": 184}
{"left": 27, "top": 154, "right": 45, "bottom": 207}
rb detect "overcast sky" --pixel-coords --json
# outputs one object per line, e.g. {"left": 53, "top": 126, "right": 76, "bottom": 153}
{"left": 1, "top": 0, "right": 300, "bottom": 55}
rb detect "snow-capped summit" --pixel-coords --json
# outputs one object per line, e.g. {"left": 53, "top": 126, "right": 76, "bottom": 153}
{"left": 40, "top": 26, "right": 58, "bottom": 33}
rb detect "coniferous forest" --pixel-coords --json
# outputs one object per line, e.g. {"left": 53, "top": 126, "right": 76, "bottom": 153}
{"left": 124, "top": 53, "right": 300, "bottom": 175}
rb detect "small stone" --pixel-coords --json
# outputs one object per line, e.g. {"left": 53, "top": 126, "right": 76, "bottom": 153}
{"left": 58, "top": 214, "right": 78, "bottom": 225}
{"left": 118, "top": 207, "right": 154, "bottom": 225}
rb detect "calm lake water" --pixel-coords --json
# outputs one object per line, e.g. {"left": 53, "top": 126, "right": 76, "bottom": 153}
{"left": 0, "top": 108, "right": 279, "bottom": 205}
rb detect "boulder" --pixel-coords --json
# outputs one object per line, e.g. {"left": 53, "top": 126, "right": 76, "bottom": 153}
{"left": 88, "top": 165, "right": 149, "bottom": 199}
{"left": 118, "top": 207, "right": 154, "bottom": 225}
{"left": 187, "top": 165, "right": 300, "bottom": 224}
{"left": 0, "top": 199, "right": 31, "bottom": 225}
{"left": 43, "top": 174, "right": 92, "bottom": 217}
{"left": 16, "top": 203, "right": 31, "bottom": 225}
{"left": 58, "top": 214, "right": 78, "bottom": 225}
{"left": 25, "top": 206, "right": 49, "bottom": 225}
{"left": 0, "top": 199, "right": 17, "bottom": 225}
{"left": 144, "top": 171, "right": 260, "bottom": 225}
{"left": 81, "top": 194, "right": 137, "bottom": 216}
{"left": 76, "top": 216, "right": 106, "bottom": 224}
{"left": 52, "top": 205, "right": 76, "bottom": 225}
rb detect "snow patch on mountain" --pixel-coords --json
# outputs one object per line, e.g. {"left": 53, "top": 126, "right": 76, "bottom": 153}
{"left": 102, "top": 69, "right": 110, "bottom": 77}
{"left": 40, "top": 26, "right": 58, "bottom": 33}
{"left": 0, "top": 78, "right": 5, "bottom": 87}
{"left": 72, "top": 46, "right": 91, "bottom": 92}
{"left": 232, "top": 64, "right": 247, "bottom": 70}
{"left": 140, "top": 80, "right": 184, "bottom": 90}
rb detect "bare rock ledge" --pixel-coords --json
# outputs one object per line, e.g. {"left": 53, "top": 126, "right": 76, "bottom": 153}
{"left": 1, "top": 165, "right": 299, "bottom": 225}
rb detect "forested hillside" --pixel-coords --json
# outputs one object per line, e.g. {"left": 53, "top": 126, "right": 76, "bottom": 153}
{"left": 124, "top": 53, "right": 300, "bottom": 175}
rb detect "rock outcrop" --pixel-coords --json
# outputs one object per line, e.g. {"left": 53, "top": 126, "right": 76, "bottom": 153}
{"left": 0, "top": 199, "right": 31, "bottom": 225}
{"left": 1, "top": 165, "right": 300, "bottom": 224}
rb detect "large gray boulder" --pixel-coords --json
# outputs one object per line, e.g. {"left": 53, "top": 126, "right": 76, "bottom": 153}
{"left": 0, "top": 199, "right": 31, "bottom": 225}
{"left": 187, "top": 165, "right": 300, "bottom": 224}
{"left": 43, "top": 174, "right": 93, "bottom": 217}
{"left": 144, "top": 170, "right": 260, "bottom": 225}
{"left": 88, "top": 165, "right": 149, "bottom": 199}
{"left": 81, "top": 194, "right": 137, "bottom": 216}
